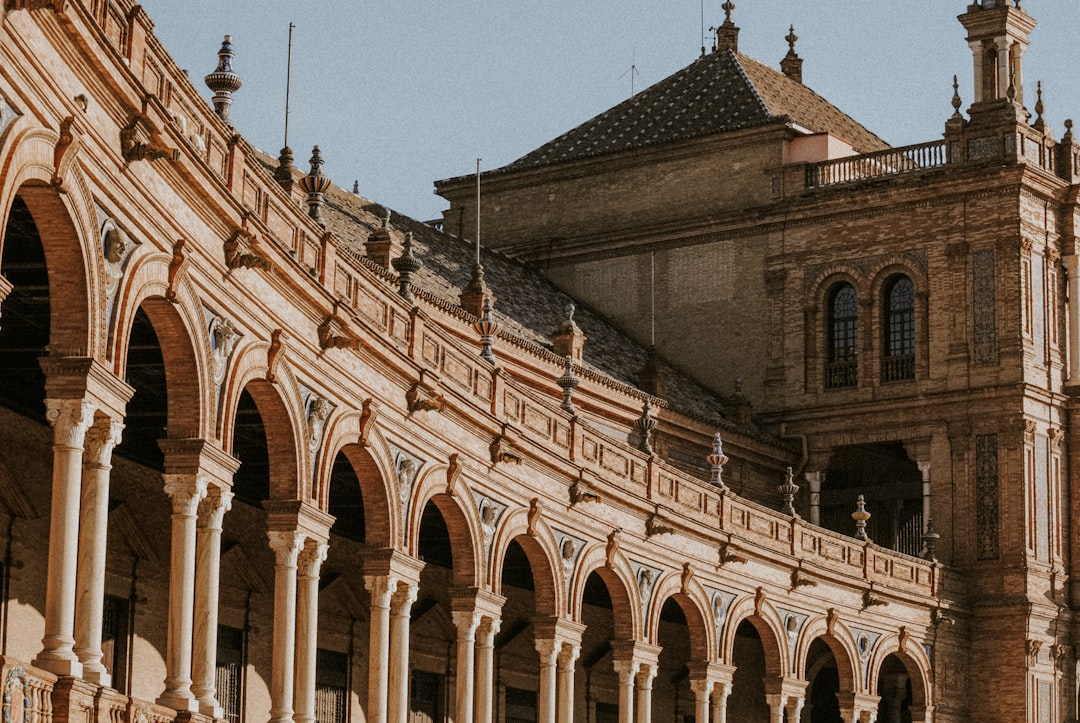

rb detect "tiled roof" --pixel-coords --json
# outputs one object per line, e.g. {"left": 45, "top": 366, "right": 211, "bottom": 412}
{"left": 500, "top": 48, "right": 888, "bottom": 173}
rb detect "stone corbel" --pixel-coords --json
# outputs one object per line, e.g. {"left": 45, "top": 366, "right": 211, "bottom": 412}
{"left": 166, "top": 239, "right": 188, "bottom": 303}
{"left": 265, "top": 329, "right": 286, "bottom": 382}
{"left": 489, "top": 434, "right": 521, "bottom": 465}
{"left": 717, "top": 540, "right": 747, "bottom": 567}
{"left": 445, "top": 452, "right": 461, "bottom": 494}
{"left": 51, "top": 116, "right": 80, "bottom": 193}
{"left": 406, "top": 375, "right": 444, "bottom": 413}
{"left": 862, "top": 589, "right": 887, "bottom": 609}
{"left": 318, "top": 317, "right": 361, "bottom": 351}
{"left": 790, "top": 568, "right": 818, "bottom": 590}
{"left": 358, "top": 398, "right": 379, "bottom": 446}
{"left": 120, "top": 114, "right": 178, "bottom": 163}
{"left": 224, "top": 229, "right": 271, "bottom": 271}
{"left": 568, "top": 474, "right": 601, "bottom": 506}
{"left": 645, "top": 511, "right": 675, "bottom": 537}
{"left": 527, "top": 498, "right": 543, "bottom": 536}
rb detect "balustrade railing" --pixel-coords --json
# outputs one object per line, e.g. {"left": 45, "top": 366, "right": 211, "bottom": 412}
{"left": 882, "top": 354, "right": 915, "bottom": 383}
{"left": 807, "top": 140, "right": 948, "bottom": 188}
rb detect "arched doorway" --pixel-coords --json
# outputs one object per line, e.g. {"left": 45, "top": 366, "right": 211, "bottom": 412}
{"left": 654, "top": 598, "right": 693, "bottom": 721}
{"left": 876, "top": 654, "right": 913, "bottom": 723}
{"left": 729, "top": 621, "right": 769, "bottom": 722}
{"left": 806, "top": 639, "right": 843, "bottom": 723}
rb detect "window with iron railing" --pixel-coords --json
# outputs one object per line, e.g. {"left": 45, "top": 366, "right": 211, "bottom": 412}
{"left": 827, "top": 283, "right": 859, "bottom": 388}
{"left": 216, "top": 625, "right": 244, "bottom": 723}
{"left": 882, "top": 276, "right": 915, "bottom": 382}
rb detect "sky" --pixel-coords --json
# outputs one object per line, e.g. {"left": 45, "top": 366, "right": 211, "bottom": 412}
{"left": 139, "top": 1, "right": 1080, "bottom": 222}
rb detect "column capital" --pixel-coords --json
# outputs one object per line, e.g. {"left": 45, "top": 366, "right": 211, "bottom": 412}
{"left": 1063, "top": 254, "right": 1080, "bottom": 274}
{"left": 450, "top": 586, "right": 506, "bottom": 620}
{"left": 159, "top": 438, "right": 241, "bottom": 488}
{"left": 83, "top": 417, "right": 124, "bottom": 468}
{"left": 297, "top": 539, "right": 329, "bottom": 579}
{"left": 362, "top": 547, "right": 425, "bottom": 585}
{"left": 532, "top": 616, "right": 586, "bottom": 646}
{"left": 451, "top": 609, "right": 481, "bottom": 638}
{"left": 267, "top": 530, "right": 304, "bottom": 566}
{"left": 364, "top": 574, "right": 398, "bottom": 608}
{"left": 197, "top": 487, "right": 234, "bottom": 529}
{"left": 44, "top": 398, "right": 95, "bottom": 448}
{"left": 265, "top": 499, "right": 334, "bottom": 542}
{"left": 534, "top": 638, "right": 560, "bottom": 665}
{"left": 163, "top": 474, "right": 208, "bottom": 516}
{"left": 557, "top": 641, "right": 581, "bottom": 667}
{"left": 610, "top": 639, "right": 661, "bottom": 669}
{"left": 477, "top": 615, "right": 502, "bottom": 643}
{"left": 838, "top": 692, "right": 882, "bottom": 720}
{"left": 390, "top": 580, "right": 419, "bottom": 615}
{"left": 40, "top": 357, "right": 134, "bottom": 420}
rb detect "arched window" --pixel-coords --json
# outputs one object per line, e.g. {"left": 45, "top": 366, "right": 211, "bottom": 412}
{"left": 826, "top": 283, "right": 858, "bottom": 388}
{"left": 882, "top": 276, "right": 915, "bottom": 382}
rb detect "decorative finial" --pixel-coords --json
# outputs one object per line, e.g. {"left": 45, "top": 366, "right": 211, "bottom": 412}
{"left": 274, "top": 146, "right": 295, "bottom": 192}
{"left": 716, "top": 1, "right": 740, "bottom": 52}
{"left": 1032, "top": 80, "right": 1045, "bottom": 131}
{"left": 566, "top": 303, "right": 576, "bottom": 324}
{"left": 392, "top": 231, "right": 422, "bottom": 302}
{"left": 722, "top": 0, "right": 735, "bottom": 21}
{"left": 951, "top": 75, "right": 963, "bottom": 119}
{"left": 553, "top": 301, "right": 587, "bottom": 360}
{"left": 852, "top": 495, "right": 871, "bottom": 541}
{"left": 922, "top": 517, "right": 940, "bottom": 562}
{"left": 780, "top": 24, "right": 803, "bottom": 83}
{"left": 706, "top": 432, "right": 729, "bottom": 491}
{"left": 785, "top": 25, "right": 798, "bottom": 52}
{"left": 381, "top": 208, "right": 391, "bottom": 229}
{"left": 557, "top": 355, "right": 579, "bottom": 414}
{"left": 1064, "top": 119, "right": 1074, "bottom": 144}
{"left": 635, "top": 401, "right": 658, "bottom": 455}
{"left": 352, "top": 180, "right": 360, "bottom": 195}
{"left": 204, "top": 36, "right": 243, "bottom": 125}
{"left": 779, "top": 466, "right": 799, "bottom": 517}
{"left": 297, "top": 145, "right": 333, "bottom": 223}
{"left": 473, "top": 295, "right": 499, "bottom": 362}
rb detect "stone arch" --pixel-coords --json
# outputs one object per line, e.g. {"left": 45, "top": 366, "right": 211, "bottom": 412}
{"left": 807, "top": 266, "right": 869, "bottom": 310}
{"left": 0, "top": 133, "right": 101, "bottom": 358}
{"left": 314, "top": 411, "right": 397, "bottom": 548}
{"left": 720, "top": 593, "right": 789, "bottom": 677}
{"left": 406, "top": 463, "right": 482, "bottom": 588}
{"left": 794, "top": 615, "right": 861, "bottom": 694}
{"left": 867, "top": 256, "right": 928, "bottom": 299}
{"left": 489, "top": 506, "right": 562, "bottom": 618}
{"left": 567, "top": 542, "right": 640, "bottom": 641}
{"left": 110, "top": 261, "right": 212, "bottom": 439}
{"left": 644, "top": 571, "right": 714, "bottom": 662}
{"left": 865, "top": 630, "right": 932, "bottom": 707}
{"left": 224, "top": 370, "right": 305, "bottom": 502}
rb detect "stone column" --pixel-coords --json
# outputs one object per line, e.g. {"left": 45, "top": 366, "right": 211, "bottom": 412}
{"left": 535, "top": 638, "right": 559, "bottom": 723}
{"left": 635, "top": 664, "right": 656, "bottom": 723}
{"left": 294, "top": 539, "right": 328, "bottom": 723}
{"left": 917, "top": 461, "right": 931, "bottom": 534}
{"left": 192, "top": 487, "right": 233, "bottom": 716}
{"left": 387, "top": 581, "right": 418, "bottom": 723}
{"left": 267, "top": 531, "right": 304, "bottom": 723}
{"left": 969, "top": 40, "right": 984, "bottom": 103}
{"left": 786, "top": 695, "right": 806, "bottom": 723}
{"left": 805, "top": 471, "right": 824, "bottom": 526}
{"left": 765, "top": 693, "right": 788, "bottom": 723}
{"left": 475, "top": 616, "right": 501, "bottom": 723}
{"left": 364, "top": 575, "right": 394, "bottom": 723}
{"left": 34, "top": 399, "right": 95, "bottom": 677}
{"left": 73, "top": 416, "right": 123, "bottom": 685}
{"left": 1064, "top": 255, "right": 1080, "bottom": 383}
{"left": 157, "top": 475, "right": 208, "bottom": 710}
{"left": 689, "top": 676, "right": 713, "bottom": 723}
{"left": 711, "top": 680, "right": 732, "bottom": 723}
{"left": 556, "top": 642, "right": 580, "bottom": 723}
{"left": 611, "top": 659, "right": 639, "bottom": 723}
{"left": 996, "top": 38, "right": 1011, "bottom": 100}
{"left": 452, "top": 610, "right": 480, "bottom": 723}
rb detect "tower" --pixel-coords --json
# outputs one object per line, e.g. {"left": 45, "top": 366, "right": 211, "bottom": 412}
{"left": 957, "top": 0, "right": 1036, "bottom": 107}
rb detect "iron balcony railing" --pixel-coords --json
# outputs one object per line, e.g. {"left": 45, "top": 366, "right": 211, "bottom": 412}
{"left": 807, "top": 139, "right": 948, "bottom": 188}
{"left": 882, "top": 354, "right": 915, "bottom": 383}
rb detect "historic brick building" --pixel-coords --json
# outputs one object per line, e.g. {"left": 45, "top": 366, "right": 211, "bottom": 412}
{"left": 0, "top": 1, "right": 1067, "bottom": 722}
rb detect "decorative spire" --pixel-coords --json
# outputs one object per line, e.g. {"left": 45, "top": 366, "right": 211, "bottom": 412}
{"left": 204, "top": 36, "right": 243, "bottom": 126}
{"left": 365, "top": 209, "right": 401, "bottom": 268}
{"left": 635, "top": 401, "right": 658, "bottom": 455}
{"left": 352, "top": 180, "right": 361, "bottom": 195}
{"left": 1032, "top": 80, "right": 1045, "bottom": 131}
{"left": 922, "top": 517, "right": 940, "bottom": 562}
{"left": 716, "top": 1, "right": 739, "bottom": 53}
{"left": 459, "top": 258, "right": 493, "bottom": 318}
{"left": 778, "top": 466, "right": 799, "bottom": 517}
{"left": 553, "top": 302, "right": 587, "bottom": 361}
{"left": 274, "top": 146, "right": 295, "bottom": 193}
{"left": 951, "top": 75, "right": 963, "bottom": 120}
{"left": 297, "top": 146, "right": 333, "bottom": 223}
{"left": 780, "top": 25, "right": 803, "bottom": 84}
{"left": 852, "top": 495, "right": 871, "bottom": 541}
{"left": 557, "top": 355, "right": 579, "bottom": 414}
{"left": 391, "top": 231, "right": 422, "bottom": 302}
{"left": 473, "top": 295, "right": 500, "bottom": 362}
{"left": 706, "top": 432, "right": 729, "bottom": 491}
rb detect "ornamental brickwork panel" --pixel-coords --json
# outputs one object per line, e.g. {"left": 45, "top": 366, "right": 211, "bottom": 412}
{"left": 976, "top": 434, "right": 1000, "bottom": 560}
{"left": 972, "top": 250, "right": 997, "bottom": 365}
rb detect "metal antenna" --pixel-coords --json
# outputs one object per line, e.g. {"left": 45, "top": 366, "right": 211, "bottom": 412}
{"left": 283, "top": 22, "right": 295, "bottom": 149}
{"left": 475, "top": 157, "right": 481, "bottom": 264}
{"left": 650, "top": 250, "right": 656, "bottom": 346}
{"left": 701, "top": 0, "right": 706, "bottom": 56}
{"left": 618, "top": 48, "right": 642, "bottom": 98}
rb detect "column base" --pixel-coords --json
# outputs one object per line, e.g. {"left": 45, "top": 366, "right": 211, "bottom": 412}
{"left": 31, "top": 655, "right": 83, "bottom": 678}
{"left": 156, "top": 692, "right": 199, "bottom": 712}
{"left": 198, "top": 702, "right": 225, "bottom": 719}
{"left": 80, "top": 662, "right": 111, "bottom": 688}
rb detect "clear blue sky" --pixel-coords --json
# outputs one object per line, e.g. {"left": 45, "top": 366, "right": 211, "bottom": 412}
{"left": 140, "top": 1, "right": 1080, "bottom": 222}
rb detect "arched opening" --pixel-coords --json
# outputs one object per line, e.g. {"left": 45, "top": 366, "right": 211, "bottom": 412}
{"left": 821, "top": 443, "right": 923, "bottom": 555}
{"left": 876, "top": 654, "right": 913, "bottom": 723}
{"left": 655, "top": 598, "right": 693, "bottom": 721}
{"left": 496, "top": 538, "right": 540, "bottom": 721}
{"left": 579, "top": 572, "right": 617, "bottom": 721}
{"left": 826, "top": 283, "right": 858, "bottom": 389}
{"left": 729, "top": 621, "right": 769, "bottom": 722}
{"left": 806, "top": 639, "right": 843, "bottom": 723}
{"left": 116, "top": 307, "right": 167, "bottom": 469}
{"left": 231, "top": 388, "right": 270, "bottom": 505}
{"left": 983, "top": 47, "right": 999, "bottom": 100}
{"left": 881, "top": 275, "right": 915, "bottom": 382}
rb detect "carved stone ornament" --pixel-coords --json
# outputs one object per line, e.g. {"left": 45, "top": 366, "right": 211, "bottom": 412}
{"left": 558, "top": 534, "right": 584, "bottom": 589}
{"left": 406, "top": 380, "right": 444, "bottom": 413}
{"left": 305, "top": 393, "right": 333, "bottom": 454}
{"left": 527, "top": 498, "right": 543, "bottom": 536}
{"left": 645, "top": 512, "right": 675, "bottom": 537}
{"left": 680, "top": 562, "right": 694, "bottom": 593}
{"left": 634, "top": 564, "right": 658, "bottom": 610}
{"left": 862, "top": 590, "right": 887, "bottom": 609}
{"left": 790, "top": 568, "right": 817, "bottom": 590}
{"left": 388, "top": 443, "right": 425, "bottom": 517}
{"left": 358, "top": 398, "right": 379, "bottom": 447}
{"left": 605, "top": 528, "right": 621, "bottom": 567}
{"left": 826, "top": 608, "right": 839, "bottom": 636}
{"left": 44, "top": 399, "right": 95, "bottom": 448}
{"left": 717, "top": 540, "right": 747, "bottom": 567}
{"left": 83, "top": 418, "right": 124, "bottom": 468}
{"left": 318, "top": 317, "right": 362, "bottom": 351}
{"left": 754, "top": 587, "right": 767, "bottom": 616}
{"left": 52, "top": 116, "right": 79, "bottom": 193}
{"left": 7, "top": 0, "right": 68, "bottom": 11}
{"left": 120, "top": 114, "right": 179, "bottom": 163}
{"left": 208, "top": 315, "right": 240, "bottom": 389}
{"left": 166, "top": 239, "right": 188, "bottom": 303}
{"left": 1026, "top": 639, "right": 1043, "bottom": 666}
{"left": 0, "top": 95, "right": 20, "bottom": 138}
{"left": 490, "top": 435, "right": 522, "bottom": 465}
{"left": 569, "top": 475, "right": 601, "bottom": 506}
{"left": 100, "top": 219, "right": 133, "bottom": 302}
{"left": 224, "top": 230, "right": 271, "bottom": 271}
{"left": 445, "top": 452, "right": 461, "bottom": 493}
{"left": 266, "top": 329, "right": 286, "bottom": 382}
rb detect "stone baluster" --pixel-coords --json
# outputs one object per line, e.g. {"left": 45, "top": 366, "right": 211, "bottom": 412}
{"left": 34, "top": 399, "right": 95, "bottom": 677}
{"left": 192, "top": 487, "right": 233, "bottom": 717}
{"left": 294, "top": 539, "right": 329, "bottom": 723}
{"left": 267, "top": 531, "right": 304, "bottom": 723}
{"left": 158, "top": 474, "right": 209, "bottom": 710}
{"left": 73, "top": 416, "right": 123, "bottom": 684}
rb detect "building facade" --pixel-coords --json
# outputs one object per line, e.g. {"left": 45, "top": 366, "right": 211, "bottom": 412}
{"left": 0, "top": 1, "right": 1066, "bottom": 723}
